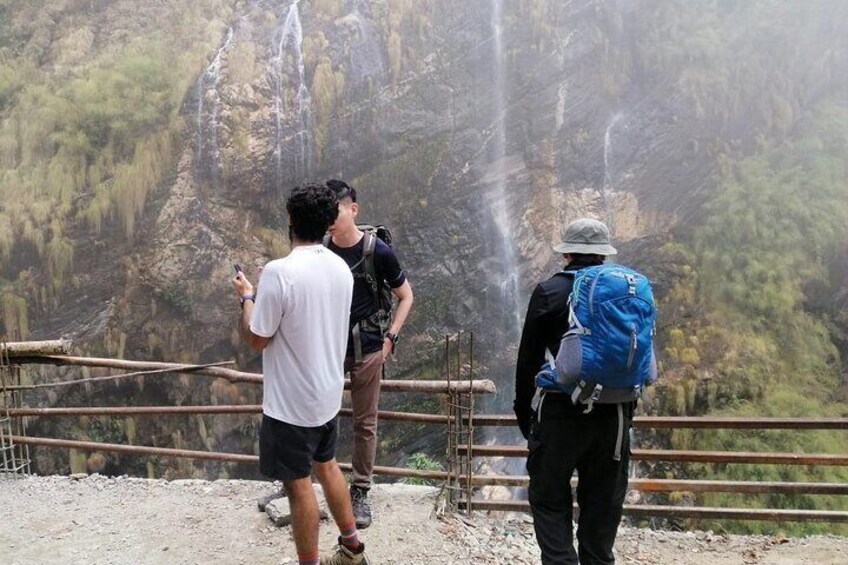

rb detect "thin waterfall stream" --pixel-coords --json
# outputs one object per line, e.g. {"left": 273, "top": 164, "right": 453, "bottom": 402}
{"left": 602, "top": 112, "right": 623, "bottom": 232}
{"left": 196, "top": 27, "right": 234, "bottom": 190}
{"left": 489, "top": 0, "right": 521, "bottom": 331}
{"left": 271, "top": 0, "right": 312, "bottom": 185}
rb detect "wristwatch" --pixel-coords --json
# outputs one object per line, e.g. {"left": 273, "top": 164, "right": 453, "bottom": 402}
{"left": 239, "top": 293, "right": 256, "bottom": 307}
{"left": 386, "top": 332, "right": 399, "bottom": 346}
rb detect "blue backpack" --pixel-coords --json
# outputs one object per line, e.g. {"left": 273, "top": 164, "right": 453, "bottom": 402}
{"left": 536, "top": 264, "right": 657, "bottom": 411}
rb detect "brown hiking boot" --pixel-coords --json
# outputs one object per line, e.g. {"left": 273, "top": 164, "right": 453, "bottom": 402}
{"left": 319, "top": 539, "right": 371, "bottom": 565}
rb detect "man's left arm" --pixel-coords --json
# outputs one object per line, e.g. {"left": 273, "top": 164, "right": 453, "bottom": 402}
{"left": 378, "top": 243, "right": 413, "bottom": 360}
{"left": 514, "top": 283, "right": 551, "bottom": 439}
{"left": 383, "top": 280, "right": 413, "bottom": 359}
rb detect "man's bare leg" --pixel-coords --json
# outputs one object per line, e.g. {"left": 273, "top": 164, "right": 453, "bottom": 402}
{"left": 313, "top": 458, "right": 356, "bottom": 527}
{"left": 283, "top": 477, "right": 320, "bottom": 560}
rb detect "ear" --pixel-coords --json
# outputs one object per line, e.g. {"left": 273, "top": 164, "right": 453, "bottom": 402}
{"left": 350, "top": 202, "right": 359, "bottom": 217}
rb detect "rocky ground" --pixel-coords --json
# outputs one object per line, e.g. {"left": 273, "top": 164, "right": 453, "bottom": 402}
{"left": 1, "top": 475, "right": 846, "bottom": 564}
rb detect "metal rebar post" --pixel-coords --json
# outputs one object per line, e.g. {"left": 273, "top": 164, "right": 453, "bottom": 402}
{"left": 449, "top": 334, "right": 464, "bottom": 510}
{"left": 0, "top": 431, "right": 10, "bottom": 478}
{"left": 444, "top": 334, "right": 454, "bottom": 509}
{"left": 454, "top": 331, "right": 465, "bottom": 512}
{"left": 1, "top": 345, "right": 13, "bottom": 477}
{"left": 14, "top": 365, "right": 31, "bottom": 474}
{"left": 1, "top": 345, "right": 8, "bottom": 477}
{"left": 466, "top": 332, "right": 475, "bottom": 515}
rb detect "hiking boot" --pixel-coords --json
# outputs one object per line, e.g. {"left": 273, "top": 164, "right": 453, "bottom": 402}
{"left": 350, "top": 485, "right": 372, "bottom": 529}
{"left": 320, "top": 539, "right": 371, "bottom": 565}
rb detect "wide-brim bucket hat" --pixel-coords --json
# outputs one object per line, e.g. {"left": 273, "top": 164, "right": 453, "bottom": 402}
{"left": 553, "top": 218, "right": 618, "bottom": 255}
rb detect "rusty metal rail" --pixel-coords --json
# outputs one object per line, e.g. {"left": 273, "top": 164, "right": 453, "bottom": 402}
{"left": 467, "top": 414, "right": 848, "bottom": 430}
{"left": 8, "top": 345, "right": 848, "bottom": 525}
{"left": 15, "top": 406, "right": 848, "bottom": 432}
{"left": 458, "top": 444, "right": 848, "bottom": 465}
{"left": 10, "top": 435, "right": 451, "bottom": 481}
{"left": 6, "top": 405, "right": 448, "bottom": 424}
{"left": 459, "top": 500, "right": 848, "bottom": 523}
{"left": 13, "top": 435, "right": 847, "bottom": 495}
{"left": 469, "top": 475, "right": 848, "bottom": 494}
{"left": 12, "top": 427, "right": 848, "bottom": 522}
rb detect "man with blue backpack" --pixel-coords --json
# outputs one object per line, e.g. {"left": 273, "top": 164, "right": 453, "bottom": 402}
{"left": 514, "top": 218, "right": 657, "bottom": 565}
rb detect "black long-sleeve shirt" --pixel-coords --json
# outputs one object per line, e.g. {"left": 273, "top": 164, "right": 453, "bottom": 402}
{"left": 513, "top": 257, "right": 604, "bottom": 437}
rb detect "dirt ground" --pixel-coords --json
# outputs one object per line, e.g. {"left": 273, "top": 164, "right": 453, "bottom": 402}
{"left": 2, "top": 475, "right": 846, "bottom": 564}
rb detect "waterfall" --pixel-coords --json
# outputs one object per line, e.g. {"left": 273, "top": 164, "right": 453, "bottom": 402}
{"left": 489, "top": 0, "right": 521, "bottom": 330}
{"left": 479, "top": 0, "right": 528, "bottom": 485}
{"left": 196, "top": 27, "right": 233, "bottom": 189}
{"left": 350, "top": 0, "right": 386, "bottom": 82}
{"left": 555, "top": 81, "right": 568, "bottom": 131}
{"left": 602, "top": 112, "right": 623, "bottom": 230}
{"left": 272, "top": 0, "right": 312, "bottom": 186}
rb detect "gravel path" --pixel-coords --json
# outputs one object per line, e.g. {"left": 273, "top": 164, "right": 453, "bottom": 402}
{"left": 1, "top": 475, "right": 846, "bottom": 564}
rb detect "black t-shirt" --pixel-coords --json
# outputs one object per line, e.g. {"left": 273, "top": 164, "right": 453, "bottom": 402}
{"left": 327, "top": 235, "right": 406, "bottom": 356}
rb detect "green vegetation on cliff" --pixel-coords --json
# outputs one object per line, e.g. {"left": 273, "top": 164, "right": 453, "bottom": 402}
{"left": 0, "top": 0, "right": 235, "bottom": 332}
{"left": 655, "top": 102, "right": 848, "bottom": 533}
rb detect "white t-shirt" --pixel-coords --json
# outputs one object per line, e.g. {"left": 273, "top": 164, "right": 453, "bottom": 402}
{"left": 250, "top": 244, "right": 353, "bottom": 427}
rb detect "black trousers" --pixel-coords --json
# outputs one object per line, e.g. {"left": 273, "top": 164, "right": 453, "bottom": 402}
{"left": 527, "top": 397, "right": 632, "bottom": 565}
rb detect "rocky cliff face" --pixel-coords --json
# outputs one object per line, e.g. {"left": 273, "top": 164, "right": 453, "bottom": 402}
{"left": 5, "top": 0, "right": 848, "bottom": 479}
{"left": 110, "top": 0, "right": 707, "bottom": 359}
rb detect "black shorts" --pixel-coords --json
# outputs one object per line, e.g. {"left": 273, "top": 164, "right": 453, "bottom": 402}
{"left": 259, "top": 414, "right": 338, "bottom": 481}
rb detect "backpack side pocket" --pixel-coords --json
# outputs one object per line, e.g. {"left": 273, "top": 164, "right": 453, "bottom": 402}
{"left": 555, "top": 333, "right": 583, "bottom": 386}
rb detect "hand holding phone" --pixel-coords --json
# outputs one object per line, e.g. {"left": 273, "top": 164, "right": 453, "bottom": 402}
{"left": 231, "top": 263, "right": 253, "bottom": 296}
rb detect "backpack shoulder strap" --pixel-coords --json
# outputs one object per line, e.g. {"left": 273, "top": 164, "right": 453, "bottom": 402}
{"left": 362, "top": 229, "right": 377, "bottom": 258}
{"left": 362, "top": 230, "right": 379, "bottom": 303}
{"left": 557, "top": 269, "right": 590, "bottom": 336}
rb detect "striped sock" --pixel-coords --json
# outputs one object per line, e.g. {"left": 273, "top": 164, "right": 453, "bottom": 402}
{"left": 298, "top": 551, "right": 319, "bottom": 565}
{"left": 339, "top": 522, "right": 361, "bottom": 551}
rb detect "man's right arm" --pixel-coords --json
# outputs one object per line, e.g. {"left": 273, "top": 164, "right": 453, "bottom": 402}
{"left": 514, "top": 283, "right": 551, "bottom": 439}
{"left": 239, "top": 299, "right": 270, "bottom": 352}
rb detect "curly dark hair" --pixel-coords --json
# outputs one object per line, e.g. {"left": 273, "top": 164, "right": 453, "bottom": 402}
{"left": 286, "top": 183, "right": 339, "bottom": 243}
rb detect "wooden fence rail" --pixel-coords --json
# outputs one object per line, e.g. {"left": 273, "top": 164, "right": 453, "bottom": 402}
{"left": 12, "top": 354, "right": 496, "bottom": 394}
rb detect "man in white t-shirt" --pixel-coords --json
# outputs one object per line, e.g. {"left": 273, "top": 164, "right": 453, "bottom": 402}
{"left": 232, "top": 184, "right": 369, "bottom": 565}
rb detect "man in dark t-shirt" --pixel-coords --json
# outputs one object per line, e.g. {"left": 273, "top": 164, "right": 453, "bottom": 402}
{"left": 325, "top": 180, "right": 414, "bottom": 529}
{"left": 325, "top": 236, "right": 406, "bottom": 359}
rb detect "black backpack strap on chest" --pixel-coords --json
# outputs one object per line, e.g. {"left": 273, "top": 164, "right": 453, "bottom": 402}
{"left": 361, "top": 230, "right": 379, "bottom": 305}
{"left": 353, "top": 230, "right": 386, "bottom": 363}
